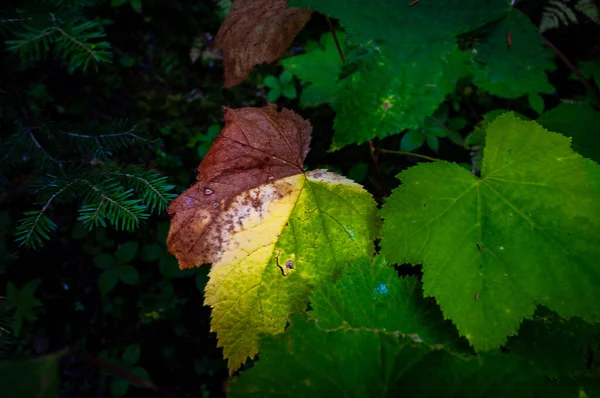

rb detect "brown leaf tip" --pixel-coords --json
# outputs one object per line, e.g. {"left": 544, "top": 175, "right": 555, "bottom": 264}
{"left": 166, "top": 104, "right": 312, "bottom": 270}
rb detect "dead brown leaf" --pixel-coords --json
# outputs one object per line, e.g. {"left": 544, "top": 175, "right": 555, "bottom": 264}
{"left": 213, "top": 0, "right": 312, "bottom": 88}
{"left": 166, "top": 104, "right": 312, "bottom": 269}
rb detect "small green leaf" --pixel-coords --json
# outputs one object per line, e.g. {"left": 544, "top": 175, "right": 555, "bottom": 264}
{"left": 401, "top": 130, "right": 426, "bottom": 152}
{"left": 528, "top": 93, "right": 545, "bottom": 115}
{"left": 281, "top": 84, "right": 297, "bottom": 99}
{"left": 130, "top": 366, "right": 151, "bottom": 386}
{"left": 279, "top": 71, "right": 293, "bottom": 85}
{"left": 116, "top": 241, "right": 138, "bottom": 264}
{"left": 118, "top": 265, "right": 140, "bottom": 285}
{"left": 121, "top": 344, "right": 141, "bottom": 365}
{"left": 141, "top": 244, "right": 163, "bottom": 262}
{"left": 425, "top": 134, "right": 440, "bottom": 152}
{"left": 93, "top": 253, "right": 116, "bottom": 269}
{"left": 99, "top": 268, "right": 119, "bottom": 295}
{"left": 110, "top": 379, "right": 130, "bottom": 398}
{"left": 267, "top": 88, "right": 280, "bottom": 103}
{"left": 130, "top": 0, "right": 142, "bottom": 12}
{"left": 263, "top": 75, "right": 280, "bottom": 89}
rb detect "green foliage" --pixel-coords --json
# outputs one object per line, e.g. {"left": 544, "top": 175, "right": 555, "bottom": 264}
{"left": 0, "top": 351, "right": 64, "bottom": 398}
{"left": 263, "top": 71, "right": 297, "bottom": 102}
{"left": 5, "top": 280, "right": 43, "bottom": 337}
{"left": 281, "top": 32, "right": 346, "bottom": 107}
{"left": 107, "top": 345, "right": 151, "bottom": 398}
{"left": 471, "top": 9, "right": 556, "bottom": 99}
{"left": 331, "top": 40, "right": 470, "bottom": 149}
{"left": 380, "top": 113, "right": 600, "bottom": 351}
{"left": 230, "top": 257, "right": 596, "bottom": 397}
{"left": 537, "top": 102, "right": 600, "bottom": 163}
{"left": 93, "top": 242, "right": 140, "bottom": 295}
{"left": 3, "top": 1, "right": 112, "bottom": 73}
{"left": 539, "top": 0, "right": 600, "bottom": 33}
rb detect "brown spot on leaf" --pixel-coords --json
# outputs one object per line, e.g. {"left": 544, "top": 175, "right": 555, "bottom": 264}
{"left": 382, "top": 101, "right": 390, "bottom": 110}
{"left": 214, "top": 0, "right": 313, "bottom": 88}
{"left": 167, "top": 104, "right": 311, "bottom": 269}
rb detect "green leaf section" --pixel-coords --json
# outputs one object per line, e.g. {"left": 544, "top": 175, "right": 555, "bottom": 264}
{"left": 288, "top": 0, "right": 509, "bottom": 149}
{"left": 205, "top": 172, "right": 380, "bottom": 372}
{"left": 288, "top": 0, "right": 507, "bottom": 55}
{"left": 281, "top": 32, "right": 346, "bottom": 108}
{"left": 537, "top": 102, "right": 600, "bottom": 163}
{"left": 472, "top": 9, "right": 556, "bottom": 98}
{"left": 0, "top": 351, "right": 64, "bottom": 398}
{"left": 380, "top": 113, "right": 600, "bottom": 351}
{"left": 331, "top": 41, "right": 470, "bottom": 149}
{"left": 229, "top": 257, "right": 596, "bottom": 397}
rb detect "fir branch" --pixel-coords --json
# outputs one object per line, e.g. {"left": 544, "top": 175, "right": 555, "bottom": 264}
{"left": 14, "top": 177, "right": 77, "bottom": 248}
{"left": 5, "top": 12, "right": 111, "bottom": 72}
{"left": 77, "top": 178, "right": 148, "bottom": 231}
{"left": 56, "top": 120, "right": 160, "bottom": 160}
{"left": 100, "top": 164, "right": 177, "bottom": 214}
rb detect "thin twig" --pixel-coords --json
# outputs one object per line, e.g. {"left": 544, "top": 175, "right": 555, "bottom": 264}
{"left": 326, "top": 17, "right": 345, "bottom": 64}
{"left": 379, "top": 148, "right": 438, "bottom": 162}
{"left": 71, "top": 350, "right": 178, "bottom": 398}
{"left": 542, "top": 34, "right": 600, "bottom": 108}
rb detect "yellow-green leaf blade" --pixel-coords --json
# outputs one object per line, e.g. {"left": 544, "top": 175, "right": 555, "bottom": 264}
{"left": 205, "top": 170, "right": 380, "bottom": 372}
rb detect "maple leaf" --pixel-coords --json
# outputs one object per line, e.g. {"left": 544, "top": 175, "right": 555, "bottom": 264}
{"left": 167, "top": 104, "right": 380, "bottom": 372}
{"left": 214, "top": 0, "right": 312, "bottom": 88}
{"left": 229, "top": 257, "right": 594, "bottom": 397}
{"left": 380, "top": 112, "right": 600, "bottom": 351}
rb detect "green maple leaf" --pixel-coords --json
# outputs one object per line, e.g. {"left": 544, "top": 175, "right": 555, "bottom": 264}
{"left": 472, "top": 9, "right": 556, "bottom": 99}
{"left": 288, "top": 0, "right": 507, "bottom": 56}
{"left": 288, "top": 0, "right": 508, "bottom": 150}
{"left": 229, "top": 256, "right": 595, "bottom": 397}
{"left": 380, "top": 112, "right": 600, "bottom": 351}
{"left": 331, "top": 41, "right": 470, "bottom": 149}
{"left": 537, "top": 102, "right": 600, "bottom": 163}
{"left": 281, "top": 32, "right": 346, "bottom": 108}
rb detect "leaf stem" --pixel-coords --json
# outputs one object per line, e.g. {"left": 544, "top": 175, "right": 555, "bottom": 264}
{"left": 326, "top": 17, "right": 345, "bottom": 64}
{"left": 379, "top": 149, "right": 438, "bottom": 162}
{"left": 541, "top": 34, "right": 600, "bottom": 108}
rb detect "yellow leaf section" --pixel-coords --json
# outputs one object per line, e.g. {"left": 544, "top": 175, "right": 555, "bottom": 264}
{"left": 204, "top": 170, "right": 379, "bottom": 373}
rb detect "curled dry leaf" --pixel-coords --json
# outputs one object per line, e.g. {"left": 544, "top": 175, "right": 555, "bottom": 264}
{"left": 214, "top": 0, "right": 313, "bottom": 87}
{"left": 167, "top": 103, "right": 311, "bottom": 269}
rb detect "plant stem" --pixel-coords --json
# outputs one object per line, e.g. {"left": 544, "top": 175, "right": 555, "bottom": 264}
{"left": 368, "top": 141, "right": 387, "bottom": 200}
{"left": 542, "top": 34, "right": 600, "bottom": 108}
{"left": 326, "top": 17, "right": 345, "bottom": 64}
{"left": 379, "top": 149, "right": 438, "bottom": 162}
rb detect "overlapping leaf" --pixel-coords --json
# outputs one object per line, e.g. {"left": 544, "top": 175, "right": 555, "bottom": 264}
{"left": 288, "top": 0, "right": 508, "bottom": 149}
{"left": 537, "top": 102, "right": 600, "bottom": 163}
{"left": 167, "top": 105, "right": 380, "bottom": 372}
{"left": 332, "top": 41, "right": 469, "bottom": 149}
{"left": 214, "top": 0, "right": 312, "bottom": 87}
{"left": 229, "top": 256, "right": 595, "bottom": 397}
{"left": 380, "top": 112, "right": 600, "bottom": 351}
{"left": 281, "top": 32, "right": 346, "bottom": 108}
{"left": 472, "top": 9, "right": 556, "bottom": 99}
